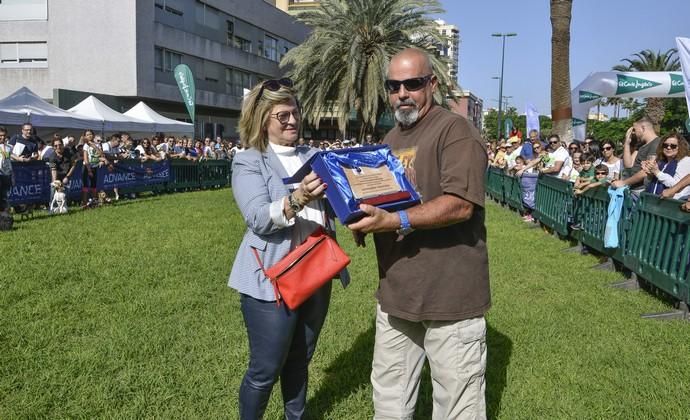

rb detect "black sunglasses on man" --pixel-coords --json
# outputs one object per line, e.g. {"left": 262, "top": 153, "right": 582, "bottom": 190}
{"left": 384, "top": 75, "right": 434, "bottom": 93}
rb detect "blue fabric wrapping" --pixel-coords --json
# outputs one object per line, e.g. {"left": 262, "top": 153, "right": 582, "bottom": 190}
{"left": 520, "top": 173, "right": 539, "bottom": 210}
{"left": 321, "top": 148, "right": 407, "bottom": 210}
{"left": 605, "top": 186, "right": 626, "bottom": 248}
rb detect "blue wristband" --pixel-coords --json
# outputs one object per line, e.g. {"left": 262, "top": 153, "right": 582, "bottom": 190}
{"left": 398, "top": 210, "right": 413, "bottom": 236}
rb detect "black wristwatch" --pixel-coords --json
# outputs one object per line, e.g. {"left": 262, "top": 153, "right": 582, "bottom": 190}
{"left": 288, "top": 193, "right": 303, "bottom": 213}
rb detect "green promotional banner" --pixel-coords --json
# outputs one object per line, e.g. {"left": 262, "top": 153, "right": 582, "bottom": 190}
{"left": 174, "top": 64, "right": 195, "bottom": 123}
{"left": 504, "top": 118, "right": 513, "bottom": 137}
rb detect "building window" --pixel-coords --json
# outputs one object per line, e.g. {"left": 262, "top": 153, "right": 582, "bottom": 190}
{"left": 155, "top": 0, "right": 183, "bottom": 16}
{"left": 0, "top": 42, "right": 48, "bottom": 67}
{"left": 195, "top": 1, "right": 219, "bottom": 28}
{"left": 226, "top": 68, "right": 251, "bottom": 97}
{"left": 0, "top": 0, "right": 47, "bottom": 21}
{"left": 154, "top": 46, "right": 182, "bottom": 72}
{"left": 232, "top": 36, "right": 252, "bottom": 53}
{"left": 226, "top": 20, "right": 234, "bottom": 45}
{"left": 264, "top": 35, "right": 278, "bottom": 62}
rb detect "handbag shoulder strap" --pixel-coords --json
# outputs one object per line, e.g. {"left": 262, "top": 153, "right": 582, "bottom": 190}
{"left": 251, "top": 247, "right": 282, "bottom": 305}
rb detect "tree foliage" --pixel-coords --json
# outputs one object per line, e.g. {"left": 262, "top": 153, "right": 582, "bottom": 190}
{"left": 281, "top": 0, "right": 453, "bottom": 135}
{"left": 483, "top": 108, "right": 552, "bottom": 140}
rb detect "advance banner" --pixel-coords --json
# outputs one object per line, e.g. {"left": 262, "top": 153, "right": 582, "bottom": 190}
{"left": 97, "top": 160, "right": 170, "bottom": 190}
{"left": 8, "top": 162, "right": 51, "bottom": 205}
{"left": 571, "top": 71, "right": 685, "bottom": 141}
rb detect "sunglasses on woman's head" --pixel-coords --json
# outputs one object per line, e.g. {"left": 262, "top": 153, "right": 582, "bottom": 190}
{"left": 258, "top": 78, "right": 293, "bottom": 98}
{"left": 663, "top": 143, "right": 678, "bottom": 150}
{"left": 384, "top": 75, "right": 434, "bottom": 93}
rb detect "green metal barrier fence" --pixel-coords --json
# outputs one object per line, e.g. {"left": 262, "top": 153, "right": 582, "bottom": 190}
{"left": 624, "top": 193, "right": 690, "bottom": 304}
{"left": 169, "top": 159, "right": 232, "bottom": 191}
{"left": 198, "top": 160, "right": 232, "bottom": 188}
{"left": 533, "top": 175, "right": 574, "bottom": 237}
{"left": 504, "top": 175, "right": 523, "bottom": 212}
{"left": 170, "top": 160, "right": 202, "bottom": 190}
{"left": 486, "top": 173, "right": 690, "bottom": 309}
{"left": 486, "top": 167, "right": 505, "bottom": 203}
{"left": 571, "top": 186, "right": 633, "bottom": 262}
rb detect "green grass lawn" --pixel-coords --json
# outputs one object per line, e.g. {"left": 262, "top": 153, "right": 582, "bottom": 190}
{"left": 1, "top": 189, "right": 689, "bottom": 419}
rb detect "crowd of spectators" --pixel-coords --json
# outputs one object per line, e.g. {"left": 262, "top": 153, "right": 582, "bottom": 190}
{"left": 485, "top": 116, "right": 690, "bottom": 221}
{"left": 0, "top": 122, "right": 380, "bottom": 215}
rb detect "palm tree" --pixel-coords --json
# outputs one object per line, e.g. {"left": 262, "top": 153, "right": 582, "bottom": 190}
{"left": 603, "top": 97, "right": 622, "bottom": 119}
{"left": 613, "top": 49, "right": 680, "bottom": 125}
{"left": 281, "top": 0, "right": 454, "bottom": 137}
{"left": 550, "top": 0, "right": 573, "bottom": 142}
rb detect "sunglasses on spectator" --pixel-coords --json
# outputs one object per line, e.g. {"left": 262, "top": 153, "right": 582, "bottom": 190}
{"left": 270, "top": 110, "right": 301, "bottom": 125}
{"left": 569, "top": 145, "right": 578, "bottom": 150}
{"left": 602, "top": 146, "right": 613, "bottom": 151}
{"left": 258, "top": 78, "right": 293, "bottom": 99}
{"left": 663, "top": 143, "right": 678, "bottom": 150}
{"left": 595, "top": 171, "right": 608, "bottom": 175}
{"left": 384, "top": 75, "right": 434, "bottom": 93}
{"left": 549, "top": 141, "right": 559, "bottom": 145}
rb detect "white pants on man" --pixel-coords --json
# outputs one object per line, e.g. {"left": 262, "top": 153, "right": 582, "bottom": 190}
{"left": 371, "top": 304, "right": 487, "bottom": 420}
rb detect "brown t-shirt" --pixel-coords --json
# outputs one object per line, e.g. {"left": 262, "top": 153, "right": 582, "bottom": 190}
{"left": 373, "top": 105, "right": 490, "bottom": 322}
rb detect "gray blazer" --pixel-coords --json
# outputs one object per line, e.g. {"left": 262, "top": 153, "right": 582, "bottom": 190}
{"left": 228, "top": 146, "right": 349, "bottom": 301}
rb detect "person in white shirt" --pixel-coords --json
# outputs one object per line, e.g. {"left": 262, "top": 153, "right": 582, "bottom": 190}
{"left": 540, "top": 134, "right": 570, "bottom": 177}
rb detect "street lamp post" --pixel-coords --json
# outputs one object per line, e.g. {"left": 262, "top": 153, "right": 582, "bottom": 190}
{"left": 492, "top": 32, "right": 517, "bottom": 140}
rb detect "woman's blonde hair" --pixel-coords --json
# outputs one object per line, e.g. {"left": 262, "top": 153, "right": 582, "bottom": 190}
{"left": 238, "top": 81, "right": 298, "bottom": 152}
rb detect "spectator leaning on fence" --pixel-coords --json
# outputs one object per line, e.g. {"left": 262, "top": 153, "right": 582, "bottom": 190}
{"left": 575, "top": 164, "right": 610, "bottom": 195}
{"left": 642, "top": 132, "right": 690, "bottom": 198}
{"left": 540, "top": 134, "right": 570, "bottom": 177}
{"left": 48, "top": 137, "right": 75, "bottom": 203}
{"left": 612, "top": 116, "right": 659, "bottom": 192}
{"left": 0, "top": 127, "right": 14, "bottom": 217}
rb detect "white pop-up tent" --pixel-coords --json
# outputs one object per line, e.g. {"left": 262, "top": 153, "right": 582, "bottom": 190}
{"left": 124, "top": 102, "right": 194, "bottom": 134}
{"left": 0, "top": 87, "right": 101, "bottom": 129}
{"left": 67, "top": 95, "right": 155, "bottom": 133}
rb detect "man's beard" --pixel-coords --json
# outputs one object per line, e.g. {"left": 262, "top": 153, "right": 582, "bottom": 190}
{"left": 394, "top": 99, "right": 420, "bottom": 128}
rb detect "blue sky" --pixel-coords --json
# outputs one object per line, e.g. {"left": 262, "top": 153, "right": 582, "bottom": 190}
{"left": 437, "top": 0, "right": 690, "bottom": 116}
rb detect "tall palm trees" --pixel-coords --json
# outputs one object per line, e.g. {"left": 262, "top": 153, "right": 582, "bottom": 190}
{"left": 613, "top": 49, "right": 681, "bottom": 125}
{"left": 550, "top": 0, "right": 573, "bottom": 142}
{"left": 281, "top": 0, "right": 453, "bottom": 136}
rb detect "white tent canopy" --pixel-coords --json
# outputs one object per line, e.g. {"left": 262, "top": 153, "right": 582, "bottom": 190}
{"left": 124, "top": 102, "right": 194, "bottom": 134}
{"left": 0, "top": 87, "right": 100, "bottom": 129}
{"left": 67, "top": 95, "right": 154, "bottom": 133}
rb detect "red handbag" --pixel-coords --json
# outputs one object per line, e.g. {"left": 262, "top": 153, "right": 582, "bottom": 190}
{"left": 252, "top": 227, "right": 350, "bottom": 310}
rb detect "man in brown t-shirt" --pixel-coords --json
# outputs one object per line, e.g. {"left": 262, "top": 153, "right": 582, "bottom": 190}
{"left": 349, "top": 48, "right": 490, "bottom": 419}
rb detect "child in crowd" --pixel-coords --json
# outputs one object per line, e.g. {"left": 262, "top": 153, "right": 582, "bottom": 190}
{"left": 510, "top": 155, "right": 526, "bottom": 176}
{"left": 492, "top": 142, "right": 507, "bottom": 168}
{"left": 573, "top": 153, "right": 596, "bottom": 189}
{"left": 575, "top": 164, "right": 609, "bottom": 195}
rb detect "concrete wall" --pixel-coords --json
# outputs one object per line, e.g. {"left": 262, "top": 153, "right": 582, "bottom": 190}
{"left": 0, "top": 0, "right": 138, "bottom": 99}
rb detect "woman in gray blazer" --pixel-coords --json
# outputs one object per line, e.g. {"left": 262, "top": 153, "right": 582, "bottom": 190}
{"left": 229, "top": 79, "right": 344, "bottom": 419}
